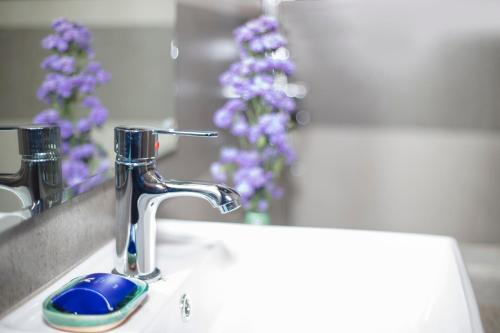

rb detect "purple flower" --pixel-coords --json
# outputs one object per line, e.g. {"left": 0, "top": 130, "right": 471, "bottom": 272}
{"left": 77, "top": 74, "right": 97, "bottom": 94}
{"left": 89, "top": 105, "right": 108, "bottom": 126}
{"left": 41, "top": 55, "right": 76, "bottom": 74}
{"left": 260, "top": 16, "right": 279, "bottom": 32}
{"left": 235, "top": 180, "right": 255, "bottom": 199}
{"left": 247, "top": 125, "right": 262, "bottom": 144}
{"left": 277, "top": 141, "right": 297, "bottom": 164}
{"left": 261, "top": 33, "right": 287, "bottom": 50}
{"left": 82, "top": 95, "right": 101, "bottom": 108}
{"left": 233, "top": 166, "right": 267, "bottom": 188}
{"left": 234, "top": 16, "right": 279, "bottom": 45}
{"left": 41, "top": 34, "right": 68, "bottom": 52}
{"left": 61, "top": 142, "right": 70, "bottom": 155}
{"left": 262, "top": 90, "right": 296, "bottom": 113}
{"left": 51, "top": 18, "right": 93, "bottom": 53}
{"left": 56, "top": 76, "right": 75, "bottom": 98}
{"left": 96, "top": 158, "right": 110, "bottom": 174}
{"left": 210, "top": 162, "right": 226, "bottom": 182}
{"left": 52, "top": 18, "right": 73, "bottom": 33}
{"left": 36, "top": 74, "right": 58, "bottom": 102}
{"left": 213, "top": 108, "right": 234, "bottom": 129}
{"left": 36, "top": 17, "right": 110, "bottom": 189}
{"left": 220, "top": 147, "right": 239, "bottom": 163}
{"left": 258, "top": 113, "right": 288, "bottom": 136}
{"left": 252, "top": 75, "right": 273, "bottom": 92}
{"left": 76, "top": 173, "right": 105, "bottom": 194}
{"left": 69, "top": 143, "right": 95, "bottom": 160}
{"left": 234, "top": 26, "right": 255, "bottom": 44}
{"left": 250, "top": 16, "right": 279, "bottom": 34}
{"left": 62, "top": 159, "right": 89, "bottom": 187}
{"left": 235, "top": 150, "right": 260, "bottom": 167}
{"left": 33, "top": 109, "right": 60, "bottom": 124}
{"left": 211, "top": 15, "right": 298, "bottom": 213}
{"left": 77, "top": 117, "right": 93, "bottom": 133}
{"left": 275, "top": 59, "right": 295, "bottom": 75}
{"left": 269, "top": 132, "right": 287, "bottom": 146}
{"left": 58, "top": 119, "right": 73, "bottom": 139}
{"left": 231, "top": 118, "right": 249, "bottom": 137}
{"left": 249, "top": 38, "right": 265, "bottom": 53}
{"left": 257, "top": 200, "right": 269, "bottom": 212}
{"left": 245, "top": 166, "right": 268, "bottom": 188}
{"left": 262, "top": 146, "right": 278, "bottom": 161}
{"left": 266, "top": 183, "right": 284, "bottom": 199}
{"left": 85, "top": 61, "right": 111, "bottom": 84}
{"left": 224, "top": 99, "right": 246, "bottom": 112}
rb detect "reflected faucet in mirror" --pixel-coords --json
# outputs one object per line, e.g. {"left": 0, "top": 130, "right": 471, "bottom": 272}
{"left": 113, "top": 126, "right": 241, "bottom": 282}
{"left": 0, "top": 125, "right": 63, "bottom": 217}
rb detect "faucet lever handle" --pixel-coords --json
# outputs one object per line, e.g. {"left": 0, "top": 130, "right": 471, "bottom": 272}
{"left": 156, "top": 129, "right": 218, "bottom": 138}
{"left": 0, "top": 126, "right": 19, "bottom": 131}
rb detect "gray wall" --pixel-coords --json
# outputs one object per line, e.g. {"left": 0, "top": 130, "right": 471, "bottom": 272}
{"left": 279, "top": 0, "right": 500, "bottom": 130}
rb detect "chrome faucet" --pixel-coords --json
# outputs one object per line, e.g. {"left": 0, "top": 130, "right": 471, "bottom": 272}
{"left": 0, "top": 125, "right": 62, "bottom": 214}
{"left": 113, "top": 127, "right": 240, "bottom": 281}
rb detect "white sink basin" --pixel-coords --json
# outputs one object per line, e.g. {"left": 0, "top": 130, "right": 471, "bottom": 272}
{"left": 0, "top": 221, "right": 483, "bottom": 333}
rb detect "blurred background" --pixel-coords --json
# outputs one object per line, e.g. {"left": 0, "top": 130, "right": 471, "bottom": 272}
{"left": 161, "top": 1, "right": 500, "bottom": 330}
{"left": 1, "top": 0, "right": 499, "bottom": 330}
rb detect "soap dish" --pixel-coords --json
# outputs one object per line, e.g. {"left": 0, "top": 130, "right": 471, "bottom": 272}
{"left": 42, "top": 273, "right": 148, "bottom": 332}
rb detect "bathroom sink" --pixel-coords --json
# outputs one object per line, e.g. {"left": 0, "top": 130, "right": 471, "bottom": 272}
{"left": 0, "top": 221, "right": 483, "bottom": 333}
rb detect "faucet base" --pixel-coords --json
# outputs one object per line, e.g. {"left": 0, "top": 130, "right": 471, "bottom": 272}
{"left": 111, "top": 268, "right": 162, "bottom": 283}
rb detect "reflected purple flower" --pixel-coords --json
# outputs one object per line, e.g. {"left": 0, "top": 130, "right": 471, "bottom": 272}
{"left": 35, "top": 17, "right": 110, "bottom": 188}
{"left": 78, "top": 74, "right": 97, "bottom": 94}
{"left": 82, "top": 96, "right": 100, "bottom": 108}
{"left": 89, "top": 105, "right": 108, "bottom": 126}
{"left": 33, "top": 109, "right": 60, "bottom": 124}
{"left": 77, "top": 117, "right": 92, "bottom": 133}
{"left": 41, "top": 34, "right": 69, "bottom": 52}
{"left": 62, "top": 159, "right": 89, "bottom": 187}
{"left": 58, "top": 120, "right": 73, "bottom": 139}
{"left": 261, "top": 33, "right": 287, "bottom": 50}
{"left": 69, "top": 143, "right": 95, "bottom": 160}
{"left": 61, "top": 142, "right": 70, "bottom": 155}
{"left": 42, "top": 55, "right": 76, "bottom": 74}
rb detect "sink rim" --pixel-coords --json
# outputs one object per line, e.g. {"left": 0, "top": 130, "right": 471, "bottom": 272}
{"left": 0, "top": 220, "right": 484, "bottom": 333}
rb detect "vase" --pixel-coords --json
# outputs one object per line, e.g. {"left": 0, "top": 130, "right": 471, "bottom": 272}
{"left": 244, "top": 211, "right": 270, "bottom": 225}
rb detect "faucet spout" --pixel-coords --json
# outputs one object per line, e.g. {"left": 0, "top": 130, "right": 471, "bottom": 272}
{"left": 154, "top": 178, "right": 241, "bottom": 213}
{"left": 114, "top": 163, "right": 240, "bottom": 281}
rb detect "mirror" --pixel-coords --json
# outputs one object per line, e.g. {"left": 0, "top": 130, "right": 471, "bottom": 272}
{"left": 0, "top": 0, "right": 178, "bottom": 226}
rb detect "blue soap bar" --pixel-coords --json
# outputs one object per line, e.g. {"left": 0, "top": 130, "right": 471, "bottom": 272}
{"left": 51, "top": 273, "right": 138, "bottom": 315}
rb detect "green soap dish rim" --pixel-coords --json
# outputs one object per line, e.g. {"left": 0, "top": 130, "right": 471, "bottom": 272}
{"left": 42, "top": 274, "right": 148, "bottom": 329}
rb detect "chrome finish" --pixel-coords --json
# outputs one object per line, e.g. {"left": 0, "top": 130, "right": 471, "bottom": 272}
{"left": 114, "top": 126, "right": 240, "bottom": 281}
{"left": 180, "top": 294, "right": 192, "bottom": 321}
{"left": 156, "top": 129, "right": 218, "bottom": 137}
{"left": 114, "top": 127, "right": 218, "bottom": 163}
{"left": 0, "top": 125, "right": 63, "bottom": 214}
